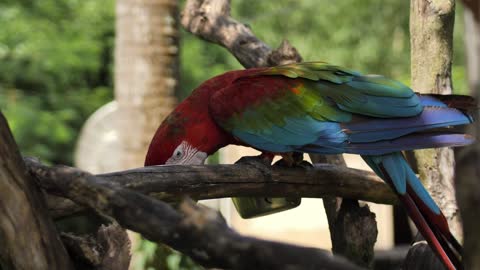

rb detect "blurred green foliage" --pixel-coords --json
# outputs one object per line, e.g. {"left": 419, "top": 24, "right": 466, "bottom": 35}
{"left": 0, "top": 0, "right": 114, "bottom": 164}
{"left": 132, "top": 239, "right": 204, "bottom": 270}
{"left": 0, "top": 0, "right": 468, "bottom": 165}
{"left": 181, "top": 0, "right": 467, "bottom": 97}
{"left": 0, "top": 1, "right": 469, "bottom": 269}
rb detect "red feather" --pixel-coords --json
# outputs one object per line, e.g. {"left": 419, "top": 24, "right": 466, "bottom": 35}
{"left": 145, "top": 68, "right": 268, "bottom": 165}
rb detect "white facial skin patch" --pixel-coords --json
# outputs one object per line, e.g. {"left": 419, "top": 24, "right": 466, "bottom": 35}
{"left": 165, "top": 141, "right": 208, "bottom": 165}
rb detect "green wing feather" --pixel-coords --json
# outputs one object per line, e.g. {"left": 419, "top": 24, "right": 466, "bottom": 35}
{"left": 253, "top": 61, "right": 420, "bottom": 118}
{"left": 209, "top": 62, "right": 421, "bottom": 152}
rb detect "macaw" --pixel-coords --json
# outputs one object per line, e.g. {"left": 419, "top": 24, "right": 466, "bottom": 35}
{"left": 145, "top": 62, "right": 474, "bottom": 270}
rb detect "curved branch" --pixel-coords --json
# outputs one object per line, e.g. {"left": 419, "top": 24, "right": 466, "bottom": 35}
{"left": 26, "top": 158, "right": 363, "bottom": 270}
{"left": 181, "top": 0, "right": 301, "bottom": 67}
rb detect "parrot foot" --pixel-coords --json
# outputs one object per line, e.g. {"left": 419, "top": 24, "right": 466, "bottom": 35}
{"left": 235, "top": 152, "right": 274, "bottom": 167}
{"left": 275, "top": 152, "right": 313, "bottom": 169}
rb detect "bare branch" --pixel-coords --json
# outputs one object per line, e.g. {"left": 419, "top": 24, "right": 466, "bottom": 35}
{"left": 103, "top": 163, "right": 395, "bottom": 203}
{"left": 29, "top": 160, "right": 396, "bottom": 219}
{"left": 181, "top": 0, "right": 301, "bottom": 67}
{"left": 26, "top": 158, "right": 363, "bottom": 270}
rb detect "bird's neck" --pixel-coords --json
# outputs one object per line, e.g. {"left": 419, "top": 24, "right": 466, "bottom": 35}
{"left": 175, "top": 91, "right": 234, "bottom": 156}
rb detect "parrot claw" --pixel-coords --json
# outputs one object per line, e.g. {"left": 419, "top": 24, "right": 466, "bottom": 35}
{"left": 274, "top": 152, "right": 312, "bottom": 169}
{"left": 297, "top": 160, "right": 314, "bottom": 169}
{"left": 235, "top": 153, "right": 274, "bottom": 167}
{"left": 274, "top": 159, "right": 313, "bottom": 169}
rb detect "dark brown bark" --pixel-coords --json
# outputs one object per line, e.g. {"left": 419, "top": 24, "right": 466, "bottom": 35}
{"left": 26, "top": 157, "right": 363, "bottom": 270}
{"left": 61, "top": 224, "right": 131, "bottom": 270}
{"left": 0, "top": 112, "right": 74, "bottom": 270}
{"left": 35, "top": 160, "right": 396, "bottom": 219}
{"left": 311, "top": 156, "right": 378, "bottom": 268}
{"left": 328, "top": 200, "right": 377, "bottom": 268}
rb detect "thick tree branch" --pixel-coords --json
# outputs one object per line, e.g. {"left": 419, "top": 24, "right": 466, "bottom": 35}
{"left": 30, "top": 160, "right": 396, "bottom": 219}
{"left": 0, "top": 112, "right": 74, "bottom": 270}
{"left": 26, "top": 158, "right": 363, "bottom": 270}
{"left": 102, "top": 164, "right": 394, "bottom": 203}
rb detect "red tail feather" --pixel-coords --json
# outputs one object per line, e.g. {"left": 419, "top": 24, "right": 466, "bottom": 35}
{"left": 378, "top": 166, "right": 462, "bottom": 270}
{"left": 406, "top": 185, "right": 463, "bottom": 269}
{"left": 398, "top": 193, "right": 456, "bottom": 270}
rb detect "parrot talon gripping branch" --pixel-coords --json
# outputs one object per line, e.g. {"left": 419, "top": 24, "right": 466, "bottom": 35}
{"left": 145, "top": 61, "right": 476, "bottom": 270}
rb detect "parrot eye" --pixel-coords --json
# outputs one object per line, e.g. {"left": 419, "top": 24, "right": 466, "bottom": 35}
{"left": 172, "top": 148, "right": 184, "bottom": 160}
{"left": 165, "top": 141, "right": 205, "bottom": 165}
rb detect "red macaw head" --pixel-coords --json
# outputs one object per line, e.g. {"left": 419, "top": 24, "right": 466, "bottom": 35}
{"left": 145, "top": 71, "right": 243, "bottom": 167}
{"left": 144, "top": 110, "right": 210, "bottom": 166}
{"left": 144, "top": 99, "right": 232, "bottom": 166}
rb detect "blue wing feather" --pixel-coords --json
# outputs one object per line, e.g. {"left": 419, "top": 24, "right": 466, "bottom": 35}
{"left": 231, "top": 116, "right": 346, "bottom": 152}
{"left": 211, "top": 62, "right": 472, "bottom": 155}
{"left": 343, "top": 107, "right": 472, "bottom": 143}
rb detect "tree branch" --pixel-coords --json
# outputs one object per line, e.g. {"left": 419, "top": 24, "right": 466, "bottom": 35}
{"left": 26, "top": 157, "right": 363, "bottom": 270}
{"left": 28, "top": 159, "right": 396, "bottom": 219}
{"left": 181, "top": 0, "right": 301, "bottom": 67}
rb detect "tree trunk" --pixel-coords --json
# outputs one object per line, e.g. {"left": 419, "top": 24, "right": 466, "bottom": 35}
{"left": 410, "top": 0, "right": 461, "bottom": 238}
{"left": 114, "top": 1, "right": 181, "bottom": 269}
{"left": 311, "top": 155, "right": 378, "bottom": 269}
{"left": 76, "top": 0, "right": 180, "bottom": 173}
{"left": 115, "top": 0, "right": 179, "bottom": 169}
{"left": 455, "top": 1, "right": 480, "bottom": 269}
{"left": 463, "top": 0, "right": 480, "bottom": 95}
{"left": 0, "top": 112, "right": 74, "bottom": 270}
{"left": 406, "top": 1, "right": 459, "bottom": 268}
{"left": 455, "top": 127, "right": 480, "bottom": 270}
